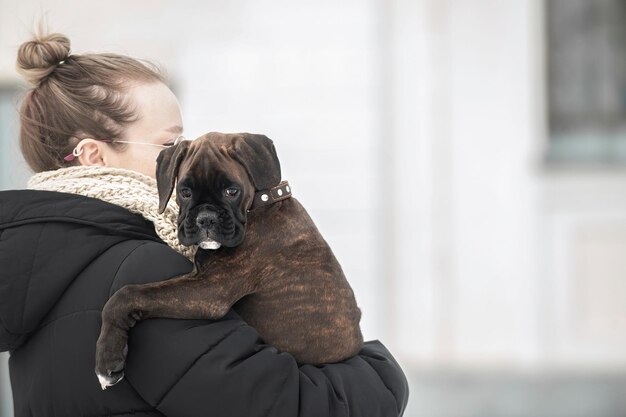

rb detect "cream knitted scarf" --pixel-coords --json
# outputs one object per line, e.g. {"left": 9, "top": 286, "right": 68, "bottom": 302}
{"left": 27, "top": 166, "right": 197, "bottom": 262}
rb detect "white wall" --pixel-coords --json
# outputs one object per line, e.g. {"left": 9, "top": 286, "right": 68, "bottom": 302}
{"left": 384, "top": 0, "right": 544, "bottom": 368}
{"left": 430, "top": 0, "right": 542, "bottom": 366}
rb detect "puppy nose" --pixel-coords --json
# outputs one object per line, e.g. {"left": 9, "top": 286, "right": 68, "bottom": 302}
{"left": 196, "top": 211, "right": 218, "bottom": 228}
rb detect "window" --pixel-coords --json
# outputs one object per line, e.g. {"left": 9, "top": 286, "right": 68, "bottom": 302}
{"left": 546, "top": 0, "right": 626, "bottom": 164}
{"left": 0, "top": 86, "right": 30, "bottom": 189}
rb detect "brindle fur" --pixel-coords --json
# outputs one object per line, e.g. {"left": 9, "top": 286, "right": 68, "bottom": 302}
{"left": 95, "top": 132, "right": 363, "bottom": 388}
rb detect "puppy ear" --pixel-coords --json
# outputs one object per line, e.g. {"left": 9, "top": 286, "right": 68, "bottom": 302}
{"left": 231, "top": 133, "right": 281, "bottom": 190}
{"left": 156, "top": 140, "right": 190, "bottom": 214}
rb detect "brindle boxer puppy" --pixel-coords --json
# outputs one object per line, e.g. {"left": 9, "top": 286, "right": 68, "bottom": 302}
{"left": 95, "top": 132, "right": 363, "bottom": 389}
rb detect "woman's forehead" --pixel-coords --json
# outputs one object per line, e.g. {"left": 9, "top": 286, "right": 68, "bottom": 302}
{"left": 129, "top": 82, "right": 183, "bottom": 136}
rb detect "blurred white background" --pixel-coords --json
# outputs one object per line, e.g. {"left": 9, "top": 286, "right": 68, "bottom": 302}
{"left": 2, "top": 0, "right": 626, "bottom": 416}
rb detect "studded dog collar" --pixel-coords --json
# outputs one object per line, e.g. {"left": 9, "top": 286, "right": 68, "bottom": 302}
{"left": 249, "top": 180, "right": 292, "bottom": 211}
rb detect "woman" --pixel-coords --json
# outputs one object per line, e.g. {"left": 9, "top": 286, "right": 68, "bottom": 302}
{"left": 0, "top": 29, "right": 409, "bottom": 416}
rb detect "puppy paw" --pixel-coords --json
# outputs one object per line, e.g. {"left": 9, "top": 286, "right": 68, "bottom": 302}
{"left": 95, "top": 333, "right": 128, "bottom": 390}
{"left": 96, "top": 368, "right": 125, "bottom": 390}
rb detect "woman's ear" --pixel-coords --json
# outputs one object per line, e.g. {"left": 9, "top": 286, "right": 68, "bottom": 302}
{"left": 75, "top": 139, "right": 106, "bottom": 167}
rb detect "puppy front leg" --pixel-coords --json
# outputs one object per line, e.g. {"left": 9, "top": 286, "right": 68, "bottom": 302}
{"left": 95, "top": 273, "right": 252, "bottom": 389}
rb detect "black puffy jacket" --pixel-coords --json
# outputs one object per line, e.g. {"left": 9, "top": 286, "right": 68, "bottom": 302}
{"left": 0, "top": 189, "right": 409, "bottom": 417}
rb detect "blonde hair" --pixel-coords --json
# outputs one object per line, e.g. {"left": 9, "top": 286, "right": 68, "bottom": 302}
{"left": 16, "top": 25, "right": 166, "bottom": 173}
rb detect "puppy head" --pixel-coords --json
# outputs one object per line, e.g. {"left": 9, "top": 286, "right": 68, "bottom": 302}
{"left": 156, "top": 132, "right": 281, "bottom": 248}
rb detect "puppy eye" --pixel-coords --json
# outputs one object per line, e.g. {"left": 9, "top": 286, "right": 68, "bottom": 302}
{"left": 225, "top": 187, "right": 240, "bottom": 197}
{"left": 180, "top": 188, "right": 193, "bottom": 199}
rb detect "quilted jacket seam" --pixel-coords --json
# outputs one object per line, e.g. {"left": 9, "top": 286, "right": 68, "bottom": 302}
{"left": 0, "top": 216, "right": 162, "bottom": 244}
{"left": 108, "top": 242, "right": 151, "bottom": 297}
{"left": 155, "top": 322, "right": 247, "bottom": 409}
{"left": 19, "top": 222, "right": 45, "bottom": 330}
{"left": 264, "top": 366, "right": 291, "bottom": 417}
{"left": 361, "top": 355, "right": 403, "bottom": 416}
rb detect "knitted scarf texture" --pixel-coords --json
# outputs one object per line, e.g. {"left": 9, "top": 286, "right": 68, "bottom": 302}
{"left": 27, "top": 166, "right": 197, "bottom": 262}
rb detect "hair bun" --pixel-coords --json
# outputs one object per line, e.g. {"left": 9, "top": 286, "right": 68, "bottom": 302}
{"left": 16, "top": 32, "right": 71, "bottom": 86}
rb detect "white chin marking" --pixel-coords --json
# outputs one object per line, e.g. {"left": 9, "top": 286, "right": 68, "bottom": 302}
{"left": 199, "top": 240, "right": 221, "bottom": 250}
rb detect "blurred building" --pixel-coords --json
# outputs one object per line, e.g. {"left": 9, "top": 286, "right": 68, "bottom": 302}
{"left": 1, "top": 0, "right": 626, "bottom": 416}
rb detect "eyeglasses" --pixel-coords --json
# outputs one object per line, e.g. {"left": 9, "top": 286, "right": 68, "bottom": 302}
{"left": 64, "top": 135, "right": 189, "bottom": 162}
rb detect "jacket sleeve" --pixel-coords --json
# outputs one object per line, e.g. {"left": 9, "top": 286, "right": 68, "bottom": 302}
{"left": 112, "top": 242, "right": 410, "bottom": 417}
